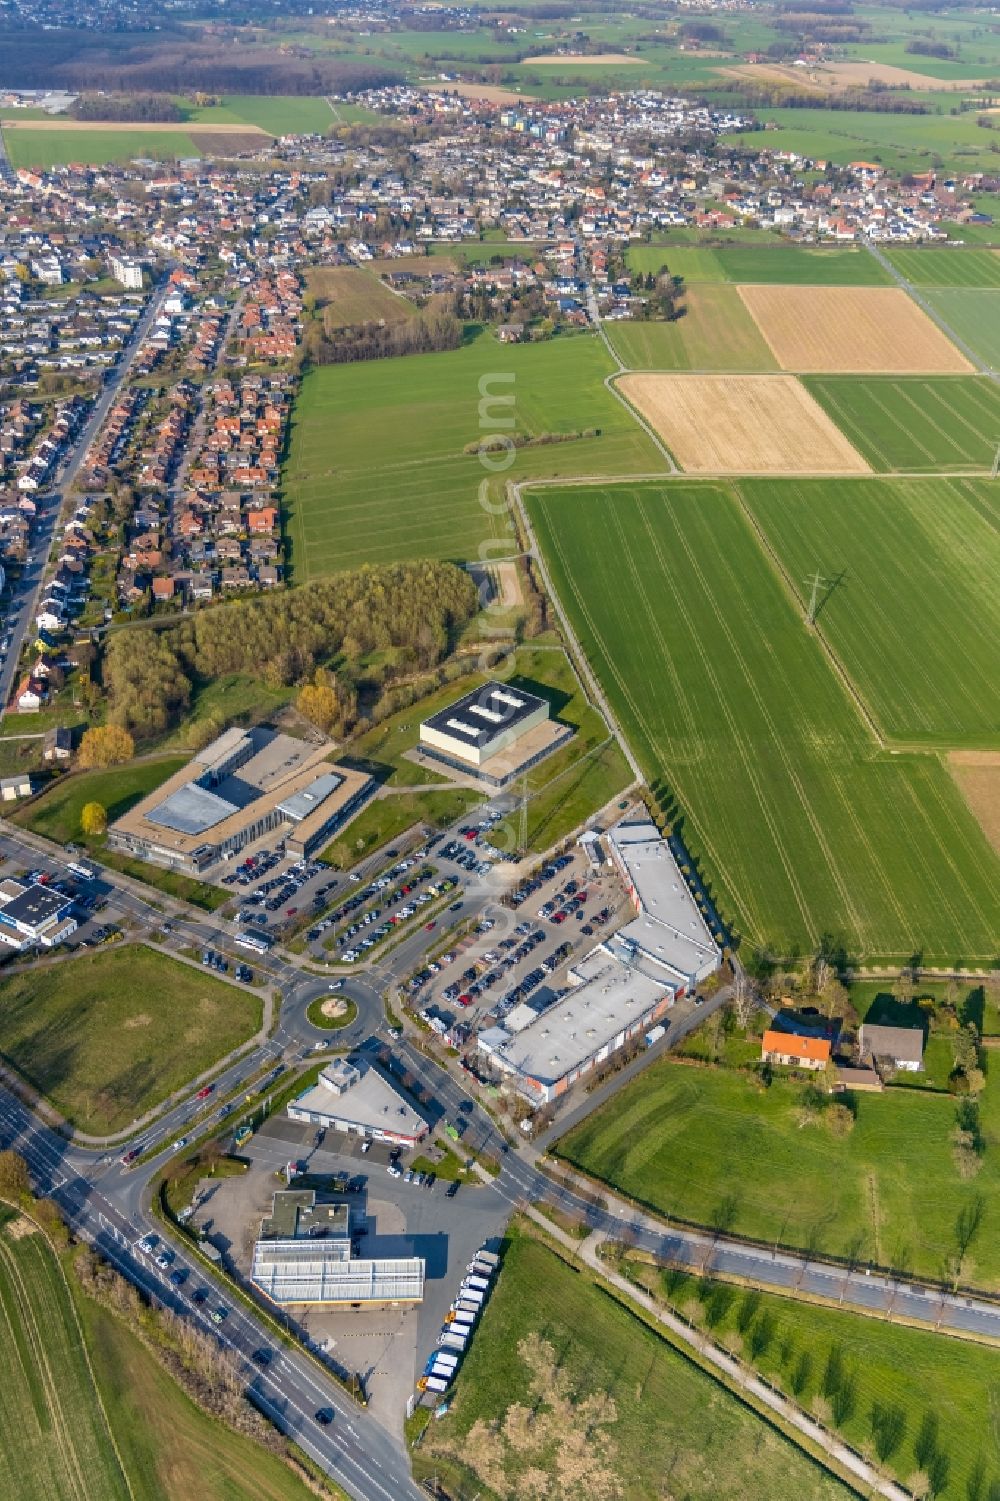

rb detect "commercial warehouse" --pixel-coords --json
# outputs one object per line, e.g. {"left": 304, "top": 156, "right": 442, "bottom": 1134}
{"left": 477, "top": 817, "right": 721, "bottom": 1102}
{"left": 251, "top": 1189, "right": 424, "bottom": 1307}
{"left": 287, "top": 1058, "right": 429, "bottom": 1146}
{"left": 108, "top": 726, "right": 372, "bottom": 874}
{"left": 418, "top": 680, "right": 573, "bottom": 787}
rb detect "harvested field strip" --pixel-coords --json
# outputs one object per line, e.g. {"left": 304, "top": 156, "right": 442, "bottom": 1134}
{"left": 528, "top": 481, "right": 1000, "bottom": 959}
{"left": 605, "top": 284, "right": 777, "bottom": 371}
{"left": 740, "top": 475, "right": 1000, "bottom": 747}
{"left": 616, "top": 374, "right": 870, "bottom": 474}
{"left": 738, "top": 284, "right": 973, "bottom": 373}
{"left": 949, "top": 751, "right": 1000, "bottom": 854}
{"left": 804, "top": 376, "right": 1000, "bottom": 471}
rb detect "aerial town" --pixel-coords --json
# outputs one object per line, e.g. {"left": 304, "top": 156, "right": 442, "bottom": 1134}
{"left": 0, "top": 3, "right": 998, "bottom": 1500}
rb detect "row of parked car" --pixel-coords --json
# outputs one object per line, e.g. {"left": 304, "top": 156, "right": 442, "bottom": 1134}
{"left": 505, "top": 853, "right": 574, "bottom": 909}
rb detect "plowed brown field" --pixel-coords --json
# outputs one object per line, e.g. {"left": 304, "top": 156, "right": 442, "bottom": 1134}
{"left": 616, "top": 373, "right": 871, "bottom": 473}
{"left": 738, "top": 285, "right": 973, "bottom": 373}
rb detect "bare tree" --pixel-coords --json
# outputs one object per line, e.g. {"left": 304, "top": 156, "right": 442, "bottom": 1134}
{"left": 732, "top": 968, "right": 758, "bottom": 1032}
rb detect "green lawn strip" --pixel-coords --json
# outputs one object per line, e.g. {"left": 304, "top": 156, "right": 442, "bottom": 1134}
{"left": 0, "top": 1220, "right": 131, "bottom": 1501}
{"left": 14, "top": 756, "right": 186, "bottom": 844}
{"left": 281, "top": 329, "right": 660, "bottom": 580}
{"left": 409, "top": 1139, "right": 468, "bottom": 1180}
{"left": 557, "top": 1047, "right": 1000, "bottom": 1287}
{"left": 802, "top": 376, "right": 1000, "bottom": 473}
{"left": 70, "top": 1258, "right": 330, "bottom": 1501}
{"left": 738, "top": 475, "right": 1000, "bottom": 748}
{"left": 96, "top": 848, "right": 228, "bottom": 912}
{"left": 625, "top": 1256, "right": 1000, "bottom": 1501}
{"left": 883, "top": 246, "right": 1000, "bottom": 289}
{"left": 528, "top": 480, "right": 1000, "bottom": 961}
{"left": 0, "top": 946, "right": 261, "bottom": 1136}
{"left": 305, "top": 995, "right": 359, "bottom": 1030}
{"left": 417, "top": 1225, "right": 855, "bottom": 1501}
{"left": 924, "top": 287, "right": 1000, "bottom": 368}
{"left": 321, "top": 789, "right": 482, "bottom": 870}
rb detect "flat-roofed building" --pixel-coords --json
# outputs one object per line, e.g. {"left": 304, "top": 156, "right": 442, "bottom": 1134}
{"left": 418, "top": 680, "right": 573, "bottom": 787}
{"left": 287, "top": 1058, "right": 429, "bottom": 1146}
{"left": 0, "top": 878, "right": 76, "bottom": 952}
{"left": 251, "top": 1189, "right": 424, "bottom": 1307}
{"left": 477, "top": 817, "right": 721, "bottom": 1103}
{"left": 108, "top": 726, "right": 372, "bottom": 875}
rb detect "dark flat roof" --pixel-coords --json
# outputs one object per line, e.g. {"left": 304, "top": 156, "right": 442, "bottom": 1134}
{"left": 423, "top": 680, "right": 546, "bottom": 745}
{"left": 2, "top": 883, "right": 71, "bottom": 927}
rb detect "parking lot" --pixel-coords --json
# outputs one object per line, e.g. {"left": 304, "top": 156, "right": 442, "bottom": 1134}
{"left": 188, "top": 1111, "right": 507, "bottom": 1434}
{"left": 411, "top": 844, "right": 630, "bottom": 1043}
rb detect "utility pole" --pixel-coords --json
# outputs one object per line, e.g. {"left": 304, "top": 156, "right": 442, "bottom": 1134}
{"left": 804, "top": 572, "right": 827, "bottom": 627}
{"left": 518, "top": 774, "right": 528, "bottom": 855}
{"left": 991, "top": 439, "right": 1000, "bottom": 479}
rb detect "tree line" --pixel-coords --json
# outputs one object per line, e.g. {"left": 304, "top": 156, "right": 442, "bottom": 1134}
{"left": 101, "top": 561, "right": 478, "bottom": 740}
{"left": 70, "top": 93, "right": 182, "bottom": 122}
{"left": 303, "top": 311, "right": 463, "bottom": 367}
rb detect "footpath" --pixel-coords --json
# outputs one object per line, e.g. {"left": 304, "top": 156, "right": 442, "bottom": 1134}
{"left": 526, "top": 1206, "right": 911, "bottom": 1501}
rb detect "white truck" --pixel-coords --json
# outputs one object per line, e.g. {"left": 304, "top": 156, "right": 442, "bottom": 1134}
{"left": 463, "top": 1274, "right": 490, "bottom": 1292}
{"left": 475, "top": 1248, "right": 500, "bottom": 1268}
{"left": 420, "top": 1374, "right": 451, "bottom": 1395}
{"left": 453, "top": 1298, "right": 481, "bottom": 1317}
{"left": 429, "top": 1351, "right": 459, "bottom": 1373}
{"left": 438, "top": 1328, "right": 468, "bottom": 1351}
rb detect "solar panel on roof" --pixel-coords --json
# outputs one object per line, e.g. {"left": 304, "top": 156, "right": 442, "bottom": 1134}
{"left": 445, "top": 718, "right": 482, "bottom": 738}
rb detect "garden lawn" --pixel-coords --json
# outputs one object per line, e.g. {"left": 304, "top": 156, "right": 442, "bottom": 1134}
{"left": 607, "top": 285, "right": 777, "bottom": 371}
{"left": 924, "top": 288, "right": 1000, "bottom": 368}
{"left": 528, "top": 481, "right": 1000, "bottom": 960}
{"left": 15, "top": 757, "right": 185, "bottom": 845}
{"left": 281, "top": 330, "right": 661, "bottom": 579}
{"left": 803, "top": 376, "right": 1000, "bottom": 471}
{"left": 0, "top": 946, "right": 261, "bottom": 1135}
{"left": 884, "top": 246, "right": 1000, "bottom": 288}
{"left": 739, "top": 475, "right": 1000, "bottom": 747}
{"left": 321, "top": 789, "right": 482, "bottom": 868}
{"left": 417, "top": 1227, "right": 854, "bottom": 1501}
{"left": 632, "top": 1261, "right": 1000, "bottom": 1501}
{"left": 75, "top": 1278, "right": 322, "bottom": 1500}
{"left": 0, "top": 1212, "right": 130, "bottom": 1501}
{"left": 559, "top": 1053, "right": 1000, "bottom": 1286}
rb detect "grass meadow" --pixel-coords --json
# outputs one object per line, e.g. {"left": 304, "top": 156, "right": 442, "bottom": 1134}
{"left": 528, "top": 482, "right": 1000, "bottom": 961}
{"left": 884, "top": 247, "right": 1000, "bottom": 288}
{"left": 0, "top": 946, "right": 261, "bottom": 1135}
{"left": 804, "top": 375, "right": 1000, "bottom": 471}
{"left": 2, "top": 129, "right": 202, "bottom": 169}
{"left": 281, "top": 330, "right": 661, "bottom": 578}
{"left": 629, "top": 1260, "right": 1000, "bottom": 1501}
{"left": 727, "top": 108, "right": 1000, "bottom": 176}
{"left": 16, "top": 757, "right": 185, "bottom": 845}
{"left": 624, "top": 243, "right": 891, "bottom": 285}
{"left": 740, "top": 476, "right": 1000, "bottom": 748}
{"left": 0, "top": 1212, "right": 130, "bottom": 1501}
{"left": 558, "top": 1048, "right": 1000, "bottom": 1287}
{"left": 177, "top": 94, "right": 334, "bottom": 134}
{"left": 925, "top": 288, "right": 1000, "bottom": 368}
{"left": 417, "top": 1228, "right": 854, "bottom": 1501}
{"left": 606, "top": 285, "right": 777, "bottom": 371}
{"left": 305, "top": 265, "right": 419, "bottom": 328}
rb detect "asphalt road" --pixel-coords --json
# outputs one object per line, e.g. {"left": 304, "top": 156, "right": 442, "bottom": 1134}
{"left": 2, "top": 818, "right": 1000, "bottom": 1499}
{"left": 0, "top": 277, "right": 173, "bottom": 718}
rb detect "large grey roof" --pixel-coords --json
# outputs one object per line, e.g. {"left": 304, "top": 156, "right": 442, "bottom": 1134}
{"left": 146, "top": 781, "right": 239, "bottom": 835}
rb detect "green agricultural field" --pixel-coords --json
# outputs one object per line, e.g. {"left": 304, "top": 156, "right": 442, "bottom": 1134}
{"left": 417, "top": 1228, "right": 854, "bottom": 1501}
{"left": 76, "top": 1283, "right": 321, "bottom": 1501}
{"left": 625, "top": 243, "right": 890, "bottom": 285}
{"left": 0, "top": 1212, "right": 131, "bottom": 1501}
{"left": 281, "top": 330, "right": 661, "bottom": 579}
{"left": 0, "top": 946, "right": 261, "bottom": 1135}
{"left": 559, "top": 1050, "right": 1000, "bottom": 1286}
{"left": 925, "top": 288, "right": 1000, "bottom": 367}
{"left": 625, "top": 245, "right": 727, "bottom": 282}
{"left": 727, "top": 107, "right": 1000, "bottom": 176}
{"left": 2, "top": 128, "right": 202, "bottom": 169}
{"left": 630, "top": 1261, "right": 1000, "bottom": 1501}
{"left": 940, "top": 219, "right": 1000, "bottom": 246}
{"left": 528, "top": 482, "right": 1000, "bottom": 960}
{"left": 177, "top": 93, "right": 333, "bottom": 134}
{"left": 740, "top": 475, "right": 1000, "bottom": 747}
{"left": 305, "top": 264, "right": 419, "bottom": 327}
{"left": 607, "top": 285, "right": 777, "bottom": 371}
{"left": 884, "top": 247, "right": 1000, "bottom": 288}
{"left": 804, "top": 376, "right": 1000, "bottom": 471}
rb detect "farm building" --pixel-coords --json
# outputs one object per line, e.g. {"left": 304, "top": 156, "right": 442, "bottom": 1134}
{"left": 108, "top": 726, "right": 372, "bottom": 874}
{"left": 478, "top": 818, "right": 721, "bottom": 1103}
{"left": 251, "top": 1189, "right": 424, "bottom": 1308}
{"left": 761, "top": 1031, "right": 832, "bottom": 1070}
{"left": 287, "top": 1058, "right": 429, "bottom": 1146}
{"left": 859, "top": 1023, "right": 924, "bottom": 1072}
{"left": 418, "top": 680, "right": 573, "bottom": 787}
